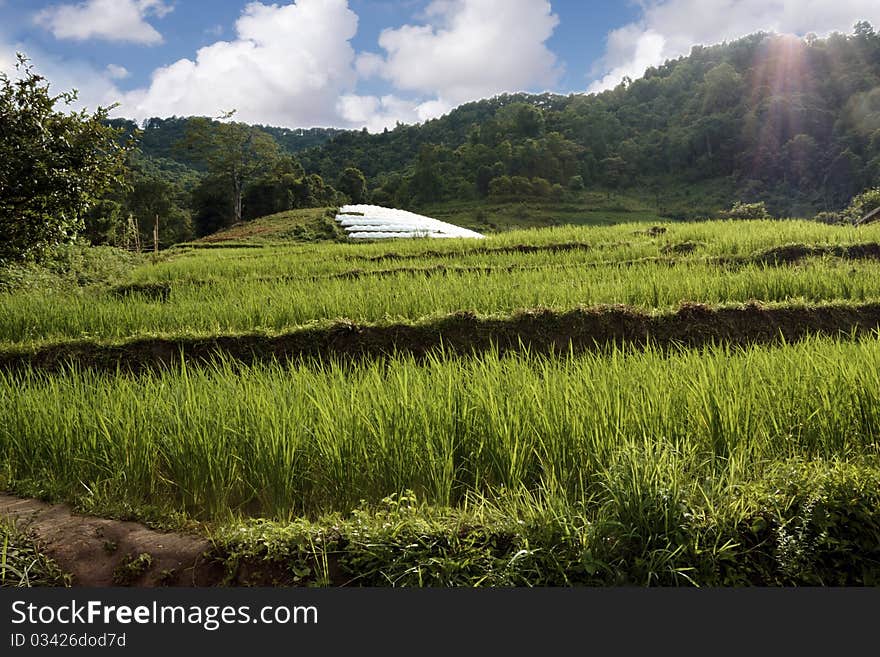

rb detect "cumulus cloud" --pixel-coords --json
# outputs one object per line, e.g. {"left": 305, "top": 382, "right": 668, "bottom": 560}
{"left": 14, "top": 0, "right": 564, "bottom": 131}
{"left": 343, "top": 0, "right": 560, "bottom": 128}
{"left": 588, "top": 0, "right": 880, "bottom": 92}
{"left": 34, "top": 0, "right": 173, "bottom": 45}
{"left": 371, "top": 0, "right": 559, "bottom": 103}
{"left": 117, "top": 0, "right": 359, "bottom": 127}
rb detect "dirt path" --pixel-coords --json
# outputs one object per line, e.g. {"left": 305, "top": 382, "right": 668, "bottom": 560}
{"left": 0, "top": 495, "right": 222, "bottom": 587}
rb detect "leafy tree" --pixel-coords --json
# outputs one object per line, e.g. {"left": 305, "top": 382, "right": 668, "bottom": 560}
{"left": 701, "top": 63, "right": 744, "bottom": 113}
{"left": 410, "top": 144, "right": 447, "bottom": 203}
{"left": 127, "top": 175, "right": 193, "bottom": 247}
{"left": 82, "top": 198, "right": 123, "bottom": 245}
{"left": 242, "top": 156, "right": 306, "bottom": 220}
{"left": 337, "top": 167, "right": 368, "bottom": 204}
{"left": 182, "top": 111, "right": 282, "bottom": 225}
{"left": 0, "top": 55, "right": 129, "bottom": 263}
{"left": 191, "top": 175, "right": 231, "bottom": 237}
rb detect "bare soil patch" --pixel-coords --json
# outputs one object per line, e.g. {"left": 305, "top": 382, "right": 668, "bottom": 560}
{"left": 0, "top": 495, "right": 221, "bottom": 587}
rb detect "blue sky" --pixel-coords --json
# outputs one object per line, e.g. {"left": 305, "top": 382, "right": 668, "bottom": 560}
{"left": 0, "top": 1, "right": 875, "bottom": 130}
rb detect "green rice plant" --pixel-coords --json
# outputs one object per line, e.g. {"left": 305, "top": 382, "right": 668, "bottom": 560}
{"left": 0, "top": 520, "right": 69, "bottom": 587}
{"left": 2, "top": 336, "right": 880, "bottom": 523}
{"left": 6, "top": 257, "right": 880, "bottom": 346}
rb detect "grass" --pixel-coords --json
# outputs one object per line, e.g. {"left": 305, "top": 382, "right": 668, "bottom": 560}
{"left": 185, "top": 207, "right": 345, "bottom": 245}
{"left": 0, "top": 520, "right": 69, "bottom": 587}
{"left": 3, "top": 337, "right": 879, "bottom": 521}
{"left": 3, "top": 258, "right": 880, "bottom": 345}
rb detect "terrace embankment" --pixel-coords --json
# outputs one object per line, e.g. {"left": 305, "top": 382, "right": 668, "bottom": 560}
{"left": 3, "top": 300, "right": 880, "bottom": 374}
{"left": 144, "top": 242, "right": 880, "bottom": 289}
{"left": 325, "top": 241, "right": 880, "bottom": 282}
{"left": 350, "top": 241, "right": 594, "bottom": 262}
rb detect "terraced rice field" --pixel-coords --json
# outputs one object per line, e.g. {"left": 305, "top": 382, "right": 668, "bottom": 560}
{"left": 3, "top": 218, "right": 880, "bottom": 586}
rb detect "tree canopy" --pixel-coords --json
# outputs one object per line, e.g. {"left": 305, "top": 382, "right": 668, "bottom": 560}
{"left": 0, "top": 55, "right": 128, "bottom": 263}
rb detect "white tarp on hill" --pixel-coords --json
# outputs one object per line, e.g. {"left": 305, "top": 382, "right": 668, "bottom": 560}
{"left": 335, "top": 205, "right": 485, "bottom": 240}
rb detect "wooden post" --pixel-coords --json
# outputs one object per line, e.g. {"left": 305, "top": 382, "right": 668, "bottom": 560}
{"left": 154, "top": 214, "right": 159, "bottom": 254}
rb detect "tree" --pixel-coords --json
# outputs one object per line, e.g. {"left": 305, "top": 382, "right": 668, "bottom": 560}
{"left": 182, "top": 111, "right": 281, "bottom": 225}
{"left": 337, "top": 167, "right": 368, "bottom": 204}
{"left": 0, "top": 54, "right": 129, "bottom": 264}
{"left": 127, "top": 175, "right": 193, "bottom": 247}
{"left": 701, "top": 63, "right": 744, "bottom": 113}
{"left": 82, "top": 198, "right": 123, "bottom": 245}
{"left": 242, "top": 155, "right": 306, "bottom": 220}
{"left": 410, "top": 144, "right": 446, "bottom": 204}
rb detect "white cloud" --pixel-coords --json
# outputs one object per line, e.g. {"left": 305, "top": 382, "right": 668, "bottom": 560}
{"left": 338, "top": 94, "right": 451, "bottom": 132}
{"left": 345, "top": 0, "right": 560, "bottom": 128}
{"left": 105, "top": 64, "right": 130, "bottom": 80}
{"left": 117, "top": 0, "right": 359, "bottom": 127}
{"left": 588, "top": 0, "right": 880, "bottom": 92}
{"left": 34, "top": 0, "right": 173, "bottom": 45}
{"left": 378, "top": 0, "right": 559, "bottom": 102}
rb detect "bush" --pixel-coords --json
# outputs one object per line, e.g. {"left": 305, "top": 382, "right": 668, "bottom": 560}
{"left": 844, "top": 187, "right": 880, "bottom": 223}
{"left": 813, "top": 211, "right": 845, "bottom": 225}
{"left": 719, "top": 201, "right": 772, "bottom": 220}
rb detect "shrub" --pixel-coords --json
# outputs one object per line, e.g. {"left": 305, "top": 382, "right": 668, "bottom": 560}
{"left": 844, "top": 187, "right": 880, "bottom": 223}
{"left": 812, "top": 211, "right": 844, "bottom": 225}
{"left": 719, "top": 201, "right": 772, "bottom": 220}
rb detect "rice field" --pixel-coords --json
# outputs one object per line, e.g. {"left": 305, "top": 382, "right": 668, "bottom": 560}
{"left": 3, "top": 219, "right": 880, "bottom": 346}
{"left": 3, "top": 216, "right": 880, "bottom": 585}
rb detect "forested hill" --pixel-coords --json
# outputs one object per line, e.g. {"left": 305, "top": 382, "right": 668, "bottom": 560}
{"left": 294, "top": 24, "right": 880, "bottom": 217}
{"left": 108, "top": 116, "right": 345, "bottom": 169}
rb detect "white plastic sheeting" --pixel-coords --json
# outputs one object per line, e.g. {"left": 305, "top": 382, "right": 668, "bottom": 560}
{"left": 335, "top": 205, "right": 485, "bottom": 240}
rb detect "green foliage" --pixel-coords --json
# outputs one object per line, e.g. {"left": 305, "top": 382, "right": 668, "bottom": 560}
{"left": 812, "top": 211, "right": 844, "bottom": 224}
{"left": 112, "top": 552, "right": 153, "bottom": 586}
{"left": 845, "top": 187, "right": 880, "bottom": 222}
{"left": 182, "top": 111, "right": 283, "bottom": 225}
{"left": 82, "top": 198, "right": 124, "bottom": 245}
{"left": 337, "top": 167, "right": 368, "bottom": 204}
{"left": 0, "top": 55, "right": 129, "bottom": 264}
{"left": 1, "top": 520, "right": 69, "bottom": 587}
{"left": 720, "top": 201, "right": 772, "bottom": 219}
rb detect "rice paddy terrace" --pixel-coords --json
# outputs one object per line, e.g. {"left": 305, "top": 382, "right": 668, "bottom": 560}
{"left": 3, "top": 215, "right": 880, "bottom": 586}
